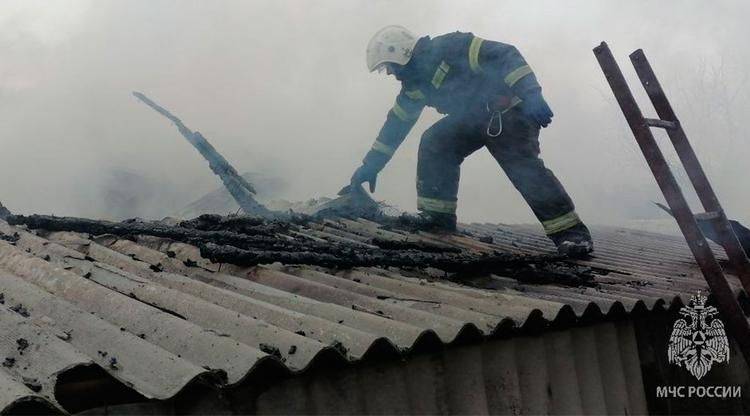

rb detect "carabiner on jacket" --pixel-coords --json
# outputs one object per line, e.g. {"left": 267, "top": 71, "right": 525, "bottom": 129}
{"left": 486, "top": 110, "right": 503, "bottom": 137}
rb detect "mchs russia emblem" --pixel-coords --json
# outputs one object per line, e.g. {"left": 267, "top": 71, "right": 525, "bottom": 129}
{"left": 667, "top": 292, "right": 730, "bottom": 380}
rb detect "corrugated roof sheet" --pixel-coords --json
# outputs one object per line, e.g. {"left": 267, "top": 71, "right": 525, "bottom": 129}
{"left": 0, "top": 217, "right": 739, "bottom": 413}
{"left": 252, "top": 320, "right": 649, "bottom": 415}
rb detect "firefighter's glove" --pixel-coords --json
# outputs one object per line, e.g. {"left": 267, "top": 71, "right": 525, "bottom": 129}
{"left": 349, "top": 163, "right": 380, "bottom": 193}
{"left": 520, "top": 92, "right": 553, "bottom": 128}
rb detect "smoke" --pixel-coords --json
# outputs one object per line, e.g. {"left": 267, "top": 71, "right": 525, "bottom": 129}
{"left": 1, "top": 0, "right": 748, "bottom": 227}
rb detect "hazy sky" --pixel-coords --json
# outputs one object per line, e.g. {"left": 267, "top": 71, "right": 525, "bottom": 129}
{"left": 1, "top": 0, "right": 748, "bottom": 226}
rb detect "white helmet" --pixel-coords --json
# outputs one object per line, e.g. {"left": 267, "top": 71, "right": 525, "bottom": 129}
{"left": 366, "top": 25, "right": 419, "bottom": 72}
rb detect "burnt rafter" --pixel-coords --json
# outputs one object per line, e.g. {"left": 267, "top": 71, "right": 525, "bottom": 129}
{"left": 7, "top": 214, "right": 595, "bottom": 287}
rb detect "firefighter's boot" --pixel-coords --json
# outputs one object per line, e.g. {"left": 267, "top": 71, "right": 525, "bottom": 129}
{"left": 399, "top": 211, "right": 457, "bottom": 233}
{"left": 548, "top": 223, "right": 594, "bottom": 258}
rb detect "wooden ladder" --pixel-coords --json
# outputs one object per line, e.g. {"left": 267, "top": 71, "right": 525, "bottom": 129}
{"left": 593, "top": 41, "right": 750, "bottom": 361}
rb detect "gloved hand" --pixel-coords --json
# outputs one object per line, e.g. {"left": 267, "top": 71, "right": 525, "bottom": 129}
{"left": 520, "top": 92, "right": 553, "bottom": 128}
{"left": 348, "top": 163, "right": 380, "bottom": 193}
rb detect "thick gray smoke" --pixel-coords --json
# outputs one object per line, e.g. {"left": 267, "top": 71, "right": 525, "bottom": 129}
{"left": 1, "top": 1, "right": 748, "bottom": 228}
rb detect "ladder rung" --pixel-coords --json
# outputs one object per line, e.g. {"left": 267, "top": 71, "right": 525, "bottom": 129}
{"left": 695, "top": 211, "right": 722, "bottom": 221}
{"left": 644, "top": 118, "right": 678, "bottom": 130}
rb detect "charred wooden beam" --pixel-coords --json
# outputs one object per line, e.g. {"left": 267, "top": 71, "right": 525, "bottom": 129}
{"left": 200, "top": 243, "right": 595, "bottom": 287}
{"left": 8, "top": 214, "right": 284, "bottom": 247}
{"left": 369, "top": 238, "right": 461, "bottom": 253}
{"left": 9, "top": 214, "right": 457, "bottom": 255}
{"left": 178, "top": 214, "right": 298, "bottom": 235}
{"left": 7, "top": 214, "right": 595, "bottom": 287}
{"left": 133, "top": 92, "right": 272, "bottom": 218}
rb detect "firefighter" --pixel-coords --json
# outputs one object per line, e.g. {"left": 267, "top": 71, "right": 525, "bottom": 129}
{"left": 346, "top": 26, "right": 593, "bottom": 256}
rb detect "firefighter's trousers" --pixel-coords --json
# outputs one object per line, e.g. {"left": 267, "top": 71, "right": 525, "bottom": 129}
{"left": 416, "top": 109, "right": 583, "bottom": 235}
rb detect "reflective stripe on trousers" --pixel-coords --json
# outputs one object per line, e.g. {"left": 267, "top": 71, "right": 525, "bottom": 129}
{"left": 417, "top": 196, "right": 457, "bottom": 214}
{"left": 541, "top": 211, "right": 581, "bottom": 235}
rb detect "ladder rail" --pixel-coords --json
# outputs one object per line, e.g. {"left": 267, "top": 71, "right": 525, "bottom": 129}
{"left": 629, "top": 50, "right": 750, "bottom": 292}
{"left": 593, "top": 41, "right": 750, "bottom": 363}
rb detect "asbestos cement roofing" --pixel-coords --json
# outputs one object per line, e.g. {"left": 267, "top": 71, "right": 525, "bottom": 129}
{"left": 0, "top": 216, "right": 738, "bottom": 413}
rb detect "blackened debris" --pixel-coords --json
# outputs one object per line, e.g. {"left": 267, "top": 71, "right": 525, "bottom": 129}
{"left": 7, "top": 214, "right": 295, "bottom": 251}
{"left": 0, "top": 231, "right": 20, "bottom": 245}
{"left": 179, "top": 214, "right": 293, "bottom": 235}
{"left": 183, "top": 259, "right": 198, "bottom": 267}
{"left": 2, "top": 357, "right": 15, "bottom": 368}
{"left": 625, "top": 280, "right": 653, "bottom": 287}
{"left": 149, "top": 263, "right": 163, "bottom": 272}
{"left": 109, "top": 357, "right": 119, "bottom": 370}
{"left": 330, "top": 341, "right": 348, "bottom": 356}
{"left": 0, "top": 293, "right": 4, "bottom": 304}
{"left": 10, "top": 304, "right": 30, "bottom": 318}
{"left": 259, "top": 343, "right": 282, "bottom": 359}
{"left": 451, "top": 261, "right": 596, "bottom": 288}
{"left": 371, "top": 237, "right": 458, "bottom": 253}
{"left": 505, "top": 262, "right": 596, "bottom": 287}
{"left": 294, "top": 330, "right": 306, "bottom": 337}
{"left": 23, "top": 377, "right": 42, "bottom": 393}
{"left": 16, "top": 338, "right": 29, "bottom": 354}
{"left": 166, "top": 250, "right": 177, "bottom": 258}
{"left": 8, "top": 213, "right": 597, "bottom": 287}
{"left": 479, "top": 235, "right": 494, "bottom": 244}
{"left": 202, "top": 243, "right": 595, "bottom": 286}
{"left": 288, "top": 345, "right": 297, "bottom": 355}
{"left": 0, "top": 202, "right": 10, "bottom": 220}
